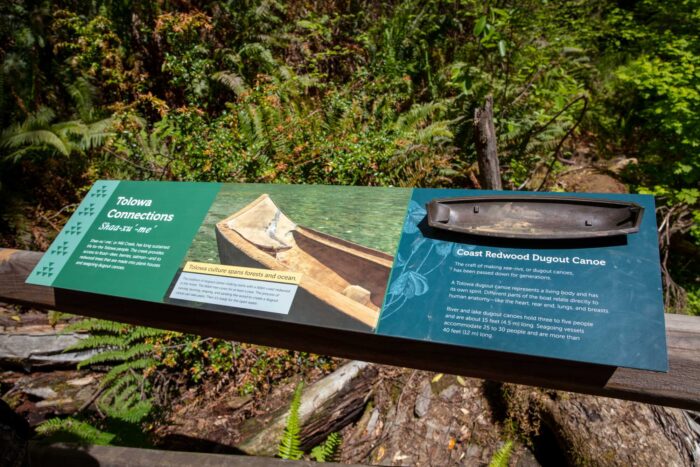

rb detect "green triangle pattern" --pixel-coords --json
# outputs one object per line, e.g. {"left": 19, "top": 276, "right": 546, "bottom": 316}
{"left": 27, "top": 180, "right": 119, "bottom": 286}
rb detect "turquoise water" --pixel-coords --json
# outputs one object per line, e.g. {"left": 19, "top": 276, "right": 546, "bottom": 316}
{"left": 186, "top": 184, "right": 412, "bottom": 263}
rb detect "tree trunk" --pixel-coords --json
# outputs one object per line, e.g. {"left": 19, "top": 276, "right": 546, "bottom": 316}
{"left": 474, "top": 96, "right": 502, "bottom": 190}
{"left": 503, "top": 384, "right": 699, "bottom": 466}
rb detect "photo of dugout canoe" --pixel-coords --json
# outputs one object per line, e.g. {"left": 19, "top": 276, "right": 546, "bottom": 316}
{"left": 164, "top": 183, "right": 411, "bottom": 332}
{"left": 215, "top": 194, "right": 393, "bottom": 329}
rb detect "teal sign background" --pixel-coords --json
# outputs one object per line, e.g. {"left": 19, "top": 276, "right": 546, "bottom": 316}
{"left": 376, "top": 188, "right": 668, "bottom": 372}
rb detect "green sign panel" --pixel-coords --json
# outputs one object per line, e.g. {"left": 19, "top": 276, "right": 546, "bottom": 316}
{"left": 28, "top": 181, "right": 668, "bottom": 372}
{"left": 29, "top": 181, "right": 220, "bottom": 302}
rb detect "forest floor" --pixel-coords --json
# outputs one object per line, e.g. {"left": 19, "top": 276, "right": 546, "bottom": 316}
{"left": 4, "top": 301, "right": 697, "bottom": 466}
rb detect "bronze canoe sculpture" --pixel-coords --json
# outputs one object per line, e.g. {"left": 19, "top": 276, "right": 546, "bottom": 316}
{"left": 427, "top": 196, "right": 643, "bottom": 240}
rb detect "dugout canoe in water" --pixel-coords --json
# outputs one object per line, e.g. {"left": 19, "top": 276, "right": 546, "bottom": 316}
{"left": 426, "top": 196, "right": 644, "bottom": 240}
{"left": 215, "top": 194, "right": 393, "bottom": 329}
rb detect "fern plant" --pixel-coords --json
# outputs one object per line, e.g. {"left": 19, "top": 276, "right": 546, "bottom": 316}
{"left": 489, "top": 440, "right": 513, "bottom": 467}
{"left": 35, "top": 417, "right": 116, "bottom": 445}
{"left": 310, "top": 432, "right": 342, "bottom": 463}
{"left": 0, "top": 106, "right": 113, "bottom": 162}
{"left": 64, "top": 319, "right": 164, "bottom": 424}
{"left": 277, "top": 381, "right": 343, "bottom": 462}
{"left": 278, "top": 381, "right": 304, "bottom": 460}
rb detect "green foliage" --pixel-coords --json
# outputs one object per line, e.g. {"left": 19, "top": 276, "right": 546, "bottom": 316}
{"left": 310, "top": 432, "right": 342, "bottom": 463}
{"left": 156, "top": 11, "right": 215, "bottom": 106}
{"left": 136, "top": 322, "right": 333, "bottom": 391}
{"left": 35, "top": 316, "right": 335, "bottom": 448}
{"left": 278, "top": 382, "right": 304, "bottom": 460}
{"left": 51, "top": 10, "right": 130, "bottom": 103}
{"left": 64, "top": 319, "right": 161, "bottom": 424}
{"left": 36, "top": 417, "right": 116, "bottom": 445}
{"left": 278, "top": 382, "right": 343, "bottom": 462}
{"left": 489, "top": 440, "right": 514, "bottom": 467}
{"left": 1, "top": 0, "right": 698, "bottom": 302}
{"left": 0, "top": 107, "right": 113, "bottom": 162}
{"left": 605, "top": 3, "right": 700, "bottom": 255}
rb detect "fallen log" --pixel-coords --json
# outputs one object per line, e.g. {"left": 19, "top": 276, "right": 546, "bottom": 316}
{"left": 5, "top": 370, "right": 101, "bottom": 426}
{"left": 0, "top": 326, "right": 94, "bottom": 369}
{"left": 237, "top": 361, "right": 377, "bottom": 456}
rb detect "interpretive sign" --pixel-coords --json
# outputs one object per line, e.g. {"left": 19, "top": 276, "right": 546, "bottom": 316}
{"left": 28, "top": 181, "right": 668, "bottom": 371}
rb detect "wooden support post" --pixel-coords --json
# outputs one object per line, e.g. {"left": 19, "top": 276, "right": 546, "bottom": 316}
{"left": 474, "top": 95, "right": 503, "bottom": 190}
{"left": 2, "top": 248, "right": 700, "bottom": 411}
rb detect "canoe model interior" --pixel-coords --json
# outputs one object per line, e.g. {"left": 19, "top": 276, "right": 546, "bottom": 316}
{"left": 215, "top": 194, "right": 393, "bottom": 328}
{"left": 426, "top": 196, "right": 644, "bottom": 240}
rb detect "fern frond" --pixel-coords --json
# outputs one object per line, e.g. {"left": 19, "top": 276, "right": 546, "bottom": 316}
{"left": 1, "top": 129, "right": 70, "bottom": 156}
{"left": 277, "top": 65, "right": 292, "bottom": 81}
{"left": 65, "top": 335, "right": 127, "bottom": 352}
{"left": 81, "top": 117, "right": 115, "bottom": 150}
{"left": 36, "top": 417, "right": 116, "bottom": 445}
{"left": 489, "top": 440, "right": 513, "bottom": 467}
{"left": 292, "top": 74, "right": 317, "bottom": 91}
{"left": 101, "top": 357, "right": 158, "bottom": 387}
{"left": 106, "top": 377, "right": 142, "bottom": 407}
{"left": 396, "top": 101, "right": 447, "bottom": 130}
{"left": 126, "top": 327, "right": 167, "bottom": 344}
{"left": 278, "top": 382, "right": 304, "bottom": 460}
{"left": 61, "top": 317, "right": 159, "bottom": 426}
{"left": 63, "top": 318, "right": 127, "bottom": 334}
{"left": 98, "top": 371, "right": 146, "bottom": 404}
{"left": 102, "top": 376, "right": 140, "bottom": 405}
{"left": 254, "top": 0, "right": 284, "bottom": 24}
{"left": 77, "top": 343, "right": 153, "bottom": 369}
{"left": 310, "top": 432, "right": 342, "bottom": 462}
{"left": 239, "top": 42, "right": 278, "bottom": 73}
{"left": 16, "top": 107, "right": 56, "bottom": 130}
{"left": 104, "top": 400, "right": 153, "bottom": 423}
{"left": 103, "top": 370, "right": 143, "bottom": 391}
{"left": 66, "top": 76, "right": 96, "bottom": 121}
{"left": 212, "top": 71, "right": 249, "bottom": 96}
{"left": 415, "top": 121, "right": 453, "bottom": 144}
{"left": 52, "top": 120, "right": 88, "bottom": 135}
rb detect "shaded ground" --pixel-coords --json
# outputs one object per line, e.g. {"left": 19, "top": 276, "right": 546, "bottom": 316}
{"left": 339, "top": 370, "right": 536, "bottom": 466}
{"left": 152, "top": 364, "right": 538, "bottom": 465}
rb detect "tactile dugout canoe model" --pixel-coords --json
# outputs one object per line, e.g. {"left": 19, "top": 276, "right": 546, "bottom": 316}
{"left": 215, "top": 194, "right": 393, "bottom": 328}
{"left": 426, "top": 195, "right": 644, "bottom": 240}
